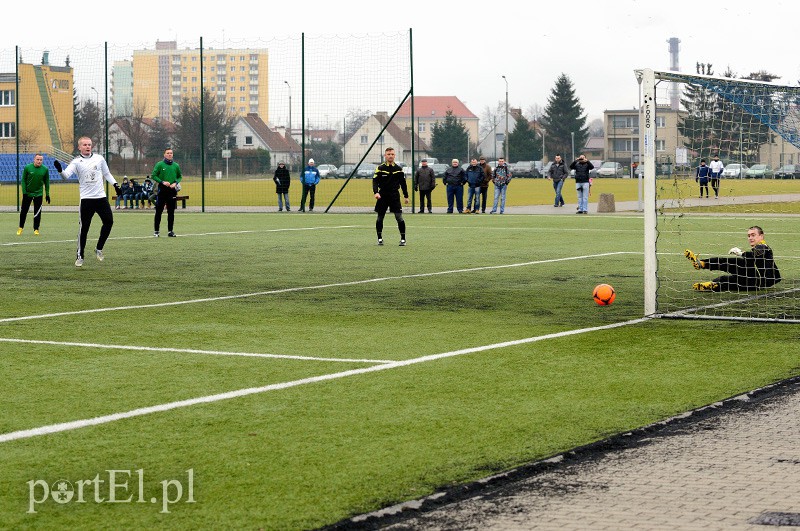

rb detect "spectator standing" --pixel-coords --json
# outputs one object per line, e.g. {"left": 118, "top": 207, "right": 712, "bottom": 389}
{"left": 569, "top": 154, "right": 594, "bottom": 214}
{"left": 152, "top": 147, "right": 183, "bottom": 237}
{"left": 115, "top": 177, "right": 131, "bottom": 209}
{"left": 443, "top": 158, "right": 467, "bottom": 214}
{"left": 547, "top": 154, "right": 569, "bottom": 207}
{"left": 17, "top": 153, "right": 50, "bottom": 236}
{"left": 465, "top": 158, "right": 484, "bottom": 213}
{"left": 299, "top": 158, "right": 320, "bottom": 212}
{"left": 373, "top": 147, "right": 409, "bottom": 246}
{"left": 696, "top": 159, "right": 710, "bottom": 198}
{"left": 414, "top": 159, "right": 436, "bottom": 213}
{"left": 478, "top": 156, "right": 493, "bottom": 213}
{"left": 273, "top": 161, "right": 291, "bottom": 211}
{"left": 53, "top": 136, "right": 121, "bottom": 267}
{"left": 490, "top": 157, "right": 512, "bottom": 214}
{"left": 709, "top": 155, "right": 724, "bottom": 198}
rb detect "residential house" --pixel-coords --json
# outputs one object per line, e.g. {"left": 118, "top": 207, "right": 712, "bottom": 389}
{"left": 231, "top": 113, "right": 301, "bottom": 169}
{"left": 343, "top": 111, "right": 430, "bottom": 167}
{"left": 395, "top": 96, "right": 478, "bottom": 157}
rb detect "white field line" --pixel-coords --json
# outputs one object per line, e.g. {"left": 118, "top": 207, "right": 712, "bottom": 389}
{"left": 0, "top": 252, "right": 636, "bottom": 324}
{"left": 0, "top": 317, "right": 651, "bottom": 444}
{"left": 0, "top": 225, "right": 361, "bottom": 246}
{"left": 0, "top": 338, "right": 391, "bottom": 364}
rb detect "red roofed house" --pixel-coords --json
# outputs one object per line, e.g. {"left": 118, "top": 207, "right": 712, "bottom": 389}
{"left": 343, "top": 111, "right": 431, "bottom": 166}
{"left": 231, "top": 113, "right": 302, "bottom": 169}
{"left": 395, "top": 96, "right": 479, "bottom": 153}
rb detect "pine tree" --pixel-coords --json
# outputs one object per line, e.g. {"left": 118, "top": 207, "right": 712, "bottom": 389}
{"left": 508, "top": 114, "right": 542, "bottom": 161}
{"left": 430, "top": 110, "right": 469, "bottom": 162}
{"left": 540, "top": 74, "right": 588, "bottom": 161}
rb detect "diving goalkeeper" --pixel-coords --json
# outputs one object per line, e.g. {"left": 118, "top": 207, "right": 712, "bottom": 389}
{"left": 684, "top": 226, "right": 781, "bottom": 292}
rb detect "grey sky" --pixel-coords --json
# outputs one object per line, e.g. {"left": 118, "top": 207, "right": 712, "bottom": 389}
{"left": 9, "top": 0, "right": 799, "bottom": 123}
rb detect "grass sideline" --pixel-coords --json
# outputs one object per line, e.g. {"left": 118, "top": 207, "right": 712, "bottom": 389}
{"left": 1, "top": 211, "right": 799, "bottom": 529}
{"left": 4, "top": 176, "right": 800, "bottom": 209}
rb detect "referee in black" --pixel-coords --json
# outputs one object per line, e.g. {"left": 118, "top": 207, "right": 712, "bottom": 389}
{"left": 372, "top": 146, "right": 409, "bottom": 246}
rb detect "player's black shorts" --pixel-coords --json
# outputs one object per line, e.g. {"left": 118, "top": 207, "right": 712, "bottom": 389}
{"left": 374, "top": 193, "right": 402, "bottom": 214}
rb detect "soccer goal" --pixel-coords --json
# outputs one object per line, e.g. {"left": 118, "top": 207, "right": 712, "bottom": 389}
{"left": 637, "top": 68, "right": 800, "bottom": 322}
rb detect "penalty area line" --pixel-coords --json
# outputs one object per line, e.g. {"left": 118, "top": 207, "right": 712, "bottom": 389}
{"left": 0, "top": 251, "right": 637, "bottom": 324}
{"left": 0, "top": 337, "right": 391, "bottom": 364}
{"left": 0, "top": 316, "right": 651, "bottom": 444}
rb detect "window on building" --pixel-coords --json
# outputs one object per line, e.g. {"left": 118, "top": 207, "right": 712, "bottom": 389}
{"left": 0, "top": 90, "right": 15, "bottom": 106}
{"left": 360, "top": 135, "right": 368, "bottom": 144}
{"left": 418, "top": 122, "right": 426, "bottom": 133}
{"left": 240, "top": 56, "right": 245, "bottom": 61}
{"left": 0, "top": 122, "right": 16, "bottom": 138}
{"left": 656, "top": 139, "right": 666, "bottom": 151}
{"left": 239, "top": 66, "right": 245, "bottom": 71}
{"left": 183, "top": 77, "right": 187, "bottom": 82}
{"left": 656, "top": 116, "right": 666, "bottom": 128}
{"left": 245, "top": 136, "right": 253, "bottom": 146}
{"left": 192, "top": 56, "right": 197, "bottom": 61}
{"left": 240, "top": 96, "right": 245, "bottom": 102}
{"left": 191, "top": 77, "right": 197, "bottom": 82}
{"left": 612, "top": 115, "right": 638, "bottom": 129}
{"left": 612, "top": 139, "right": 639, "bottom": 152}
{"left": 191, "top": 67, "right": 196, "bottom": 72}
{"left": 192, "top": 87, "right": 197, "bottom": 93}
{"left": 250, "top": 54, "right": 258, "bottom": 61}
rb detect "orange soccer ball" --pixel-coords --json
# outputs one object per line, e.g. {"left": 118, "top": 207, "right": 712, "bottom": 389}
{"left": 593, "top": 284, "right": 616, "bottom": 306}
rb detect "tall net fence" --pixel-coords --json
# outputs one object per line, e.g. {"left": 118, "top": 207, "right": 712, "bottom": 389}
{"left": 0, "top": 32, "right": 412, "bottom": 212}
{"left": 644, "top": 70, "right": 800, "bottom": 322}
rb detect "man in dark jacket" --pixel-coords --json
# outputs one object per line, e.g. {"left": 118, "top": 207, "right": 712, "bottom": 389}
{"left": 443, "top": 158, "right": 467, "bottom": 213}
{"left": 479, "top": 156, "right": 493, "bottom": 213}
{"left": 373, "top": 147, "right": 409, "bottom": 246}
{"left": 414, "top": 159, "right": 436, "bottom": 213}
{"left": 465, "top": 158, "right": 483, "bottom": 213}
{"left": 569, "top": 154, "right": 594, "bottom": 214}
{"left": 547, "top": 154, "right": 569, "bottom": 207}
{"left": 273, "top": 162, "right": 291, "bottom": 211}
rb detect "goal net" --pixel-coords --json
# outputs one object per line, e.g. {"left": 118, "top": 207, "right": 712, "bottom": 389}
{"left": 638, "top": 69, "right": 800, "bottom": 322}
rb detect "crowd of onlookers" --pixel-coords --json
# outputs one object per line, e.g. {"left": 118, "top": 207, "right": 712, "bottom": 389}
{"left": 114, "top": 177, "right": 157, "bottom": 209}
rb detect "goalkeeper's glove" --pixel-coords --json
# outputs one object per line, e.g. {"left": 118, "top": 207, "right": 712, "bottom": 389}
{"left": 729, "top": 247, "right": 743, "bottom": 256}
{"left": 45, "top": 195, "right": 50, "bottom": 204}
{"left": 113, "top": 183, "right": 122, "bottom": 195}
{"left": 53, "top": 160, "right": 62, "bottom": 173}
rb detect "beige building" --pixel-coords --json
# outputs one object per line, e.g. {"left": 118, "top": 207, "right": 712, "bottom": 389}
{"left": 604, "top": 105, "right": 687, "bottom": 168}
{"left": 344, "top": 111, "right": 430, "bottom": 166}
{"left": 0, "top": 56, "right": 74, "bottom": 153}
{"left": 130, "top": 41, "right": 269, "bottom": 122}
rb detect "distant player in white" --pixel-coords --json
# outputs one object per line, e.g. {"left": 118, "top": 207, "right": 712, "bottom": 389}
{"left": 54, "top": 136, "right": 121, "bottom": 267}
{"left": 709, "top": 154, "right": 724, "bottom": 198}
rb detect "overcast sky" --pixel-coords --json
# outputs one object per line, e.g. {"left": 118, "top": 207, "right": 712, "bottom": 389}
{"left": 8, "top": 0, "right": 799, "bottom": 123}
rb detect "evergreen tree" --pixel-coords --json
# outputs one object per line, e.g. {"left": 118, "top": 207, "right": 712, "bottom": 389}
{"left": 173, "top": 90, "right": 235, "bottom": 164}
{"left": 145, "top": 118, "right": 174, "bottom": 157}
{"left": 429, "top": 110, "right": 469, "bottom": 162}
{"left": 540, "top": 74, "right": 588, "bottom": 161}
{"left": 73, "top": 90, "right": 102, "bottom": 153}
{"left": 508, "top": 114, "right": 542, "bottom": 161}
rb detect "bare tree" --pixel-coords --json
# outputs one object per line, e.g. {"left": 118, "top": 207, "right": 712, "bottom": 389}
{"left": 115, "top": 98, "right": 150, "bottom": 160}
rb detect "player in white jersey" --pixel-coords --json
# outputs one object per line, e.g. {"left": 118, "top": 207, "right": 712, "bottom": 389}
{"left": 54, "top": 136, "right": 121, "bottom": 267}
{"left": 709, "top": 155, "right": 724, "bottom": 198}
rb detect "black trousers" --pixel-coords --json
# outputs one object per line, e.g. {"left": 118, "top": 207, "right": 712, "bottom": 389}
{"left": 154, "top": 188, "right": 177, "bottom": 232}
{"left": 480, "top": 187, "right": 489, "bottom": 212}
{"left": 77, "top": 197, "right": 113, "bottom": 258}
{"left": 705, "top": 256, "right": 778, "bottom": 291}
{"left": 419, "top": 189, "right": 432, "bottom": 212}
{"left": 20, "top": 194, "right": 43, "bottom": 230}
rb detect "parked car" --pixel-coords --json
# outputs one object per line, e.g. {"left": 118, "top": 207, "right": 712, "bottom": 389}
{"left": 356, "top": 163, "right": 379, "bottom": 178}
{"left": 430, "top": 163, "right": 450, "bottom": 176}
{"left": 596, "top": 161, "right": 623, "bottom": 177}
{"left": 317, "top": 164, "right": 337, "bottom": 178}
{"left": 336, "top": 163, "right": 357, "bottom": 179}
{"left": 541, "top": 161, "right": 553, "bottom": 178}
{"left": 721, "top": 163, "right": 748, "bottom": 179}
{"left": 745, "top": 164, "right": 774, "bottom": 179}
{"left": 588, "top": 160, "right": 603, "bottom": 179}
{"left": 510, "top": 161, "right": 541, "bottom": 178}
{"left": 774, "top": 164, "right": 800, "bottom": 179}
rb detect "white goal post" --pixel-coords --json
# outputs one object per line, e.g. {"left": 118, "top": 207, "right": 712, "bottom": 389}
{"left": 636, "top": 68, "right": 800, "bottom": 323}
